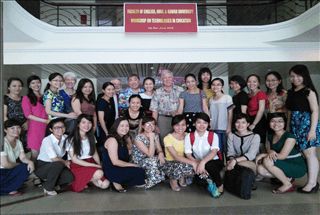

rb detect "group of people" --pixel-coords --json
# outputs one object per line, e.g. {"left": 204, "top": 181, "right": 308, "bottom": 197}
{"left": 1, "top": 65, "right": 319, "bottom": 198}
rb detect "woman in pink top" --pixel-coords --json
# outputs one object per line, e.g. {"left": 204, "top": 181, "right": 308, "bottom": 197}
{"left": 247, "top": 74, "right": 268, "bottom": 153}
{"left": 22, "top": 75, "right": 50, "bottom": 162}
{"left": 71, "top": 79, "right": 97, "bottom": 132}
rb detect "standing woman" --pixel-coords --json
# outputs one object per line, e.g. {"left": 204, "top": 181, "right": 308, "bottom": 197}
{"left": 22, "top": 75, "right": 49, "bottom": 163}
{"left": 71, "top": 78, "right": 98, "bottom": 132}
{"left": 1, "top": 119, "right": 34, "bottom": 196}
{"left": 65, "top": 114, "right": 109, "bottom": 192}
{"left": 4, "top": 77, "right": 28, "bottom": 152}
{"left": 247, "top": 74, "right": 268, "bottom": 152}
{"left": 140, "top": 77, "right": 155, "bottom": 116}
{"left": 197, "top": 67, "right": 214, "bottom": 107}
{"left": 35, "top": 118, "right": 75, "bottom": 195}
{"left": 265, "top": 71, "right": 287, "bottom": 113}
{"left": 60, "top": 72, "right": 77, "bottom": 114}
{"left": 103, "top": 118, "right": 146, "bottom": 193}
{"left": 177, "top": 73, "right": 210, "bottom": 133}
{"left": 97, "top": 82, "right": 116, "bottom": 145}
{"left": 209, "top": 78, "right": 235, "bottom": 155}
{"left": 229, "top": 75, "right": 248, "bottom": 117}
{"left": 286, "top": 65, "right": 320, "bottom": 193}
{"left": 40, "top": 73, "right": 77, "bottom": 120}
{"left": 163, "top": 115, "right": 197, "bottom": 192}
{"left": 132, "top": 116, "right": 166, "bottom": 189}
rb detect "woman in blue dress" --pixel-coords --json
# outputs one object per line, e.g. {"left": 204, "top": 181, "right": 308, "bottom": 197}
{"left": 103, "top": 117, "right": 146, "bottom": 193}
{"left": 286, "top": 65, "right": 320, "bottom": 193}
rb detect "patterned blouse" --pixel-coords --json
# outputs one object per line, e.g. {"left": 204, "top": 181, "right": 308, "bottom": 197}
{"left": 131, "top": 133, "right": 159, "bottom": 162}
{"left": 266, "top": 90, "right": 287, "bottom": 113}
{"left": 149, "top": 85, "right": 184, "bottom": 116}
{"left": 43, "top": 89, "right": 65, "bottom": 119}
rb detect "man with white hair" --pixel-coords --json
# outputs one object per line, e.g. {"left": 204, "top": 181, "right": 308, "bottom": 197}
{"left": 150, "top": 69, "right": 184, "bottom": 148}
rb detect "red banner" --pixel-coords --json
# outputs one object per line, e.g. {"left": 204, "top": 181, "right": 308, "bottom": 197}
{"left": 124, "top": 3, "right": 198, "bottom": 33}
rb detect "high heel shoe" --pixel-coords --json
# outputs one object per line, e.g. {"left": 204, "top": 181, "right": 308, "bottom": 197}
{"left": 110, "top": 183, "right": 126, "bottom": 193}
{"left": 44, "top": 188, "right": 57, "bottom": 196}
{"left": 297, "top": 182, "right": 319, "bottom": 194}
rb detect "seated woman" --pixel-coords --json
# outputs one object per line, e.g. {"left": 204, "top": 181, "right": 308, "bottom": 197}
{"left": 65, "top": 114, "right": 109, "bottom": 192}
{"left": 226, "top": 113, "right": 260, "bottom": 189}
{"left": 131, "top": 116, "right": 165, "bottom": 189}
{"left": 103, "top": 118, "right": 146, "bottom": 193}
{"left": 34, "top": 118, "right": 75, "bottom": 196}
{"left": 256, "top": 113, "right": 307, "bottom": 194}
{"left": 163, "top": 115, "right": 197, "bottom": 192}
{"left": 1, "top": 119, "right": 34, "bottom": 196}
{"left": 185, "top": 113, "right": 224, "bottom": 197}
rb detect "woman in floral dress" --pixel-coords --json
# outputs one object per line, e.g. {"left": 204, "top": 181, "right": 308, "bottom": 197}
{"left": 131, "top": 116, "right": 165, "bottom": 189}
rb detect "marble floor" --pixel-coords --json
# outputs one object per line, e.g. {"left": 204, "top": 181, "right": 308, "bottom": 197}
{"left": 1, "top": 174, "right": 319, "bottom": 215}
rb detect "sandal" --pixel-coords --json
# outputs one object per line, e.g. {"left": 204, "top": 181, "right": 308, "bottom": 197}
{"left": 179, "top": 178, "right": 187, "bottom": 187}
{"left": 8, "top": 191, "right": 22, "bottom": 196}
{"left": 33, "top": 177, "right": 42, "bottom": 187}
{"left": 170, "top": 180, "right": 180, "bottom": 192}
{"left": 44, "top": 188, "right": 57, "bottom": 196}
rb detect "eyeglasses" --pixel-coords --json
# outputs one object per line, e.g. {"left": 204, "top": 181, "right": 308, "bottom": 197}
{"left": 145, "top": 123, "right": 155, "bottom": 127}
{"left": 53, "top": 126, "right": 65, "bottom": 130}
{"left": 212, "top": 84, "right": 222, "bottom": 87}
{"left": 52, "top": 80, "right": 64, "bottom": 83}
{"left": 270, "top": 120, "right": 284, "bottom": 124}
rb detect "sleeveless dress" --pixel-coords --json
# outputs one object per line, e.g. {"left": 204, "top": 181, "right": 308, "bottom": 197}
{"left": 286, "top": 88, "right": 320, "bottom": 150}
{"left": 102, "top": 138, "right": 145, "bottom": 186}
{"left": 269, "top": 132, "right": 307, "bottom": 178}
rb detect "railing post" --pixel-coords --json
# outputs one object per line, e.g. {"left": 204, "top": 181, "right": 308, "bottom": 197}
{"left": 90, "top": 6, "right": 92, "bottom": 26}
{"left": 57, "top": 5, "right": 59, "bottom": 26}
{"left": 97, "top": 5, "right": 99, "bottom": 26}
{"left": 0, "top": 0, "right": 4, "bottom": 149}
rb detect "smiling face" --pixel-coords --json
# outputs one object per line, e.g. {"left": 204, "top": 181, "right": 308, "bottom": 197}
{"left": 128, "top": 76, "right": 140, "bottom": 90}
{"left": 78, "top": 117, "right": 93, "bottom": 133}
{"left": 29, "top": 79, "right": 41, "bottom": 93}
{"left": 173, "top": 119, "right": 187, "bottom": 134}
{"left": 117, "top": 120, "right": 130, "bottom": 136}
{"left": 235, "top": 118, "right": 250, "bottom": 133}
{"left": 230, "top": 81, "right": 241, "bottom": 92}
{"left": 81, "top": 82, "right": 93, "bottom": 96}
{"left": 269, "top": 117, "right": 285, "bottom": 132}
{"left": 201, "top": 72, "right": 211, "bottom": 84}
{"left": 194, "top": 118, "right": 209, "bottom": 133}
{"left": 50, "top": 122, "right": 66, "bottom": 138}
{"left": 266, "top": 74, "right": 281, "bottom": 91}
{"left": 211, "top": 80, "right": 224, "bottom": 93}
{"left": 111, "top": 79, "right": 122, "bottom": 91}
{"left": 49, "top": 75, "right": 64, "bottom": 89}
{"left": 8, "top": 80, "right": 23, "bottom": 95}
{"left": 144, "top": 79, "right": 154, "bottom": 93}
{"left": 290, "top": 71, "right": 304, "bottom": 88}
{"left": 102, "top": 85, "right": 115, "bottom": 98}
{"left": 186, "top": 76, "right": 196, "bottom": 90}
{"left": 247, "top": 76, "right": 259, "bottom": 91}
{"left": 161, "top": 72, "right": 173, "bottom": 87}
{"left": 64, "top": 76, "right": 76, "bottom": 90}
{"left": 129, "top": 97, "right": 141, "bottom": 112}
{"left": 4, "top": 125, "right": 21, "bottom": 139}
{"left": 142, "top": 120, "right": 155, "bottom": 133}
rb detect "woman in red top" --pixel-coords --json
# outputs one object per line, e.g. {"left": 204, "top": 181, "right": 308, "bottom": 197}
{"left": 247, "top": 74, "right": 268, "bottom": 153}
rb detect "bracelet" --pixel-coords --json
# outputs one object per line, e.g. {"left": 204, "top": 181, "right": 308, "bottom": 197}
{"left": 234, "top": 158, "right": 238, "bottom": 163}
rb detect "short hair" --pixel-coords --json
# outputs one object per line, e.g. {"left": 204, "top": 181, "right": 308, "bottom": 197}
{"left": 171, "top": 114, "right": 186, "bottom": 127}
{"left": 142, "top": 116, "right": 156, "bottom": 125}
{"left": 45, "top": 118, "right": 66, "bottom": 136}
{"left": 128, "top": 74, "right": 140, "bottom": 81}
{"left": 161, "top": 69, "right": 173, "bottom": 78}
{"left": 212, "top": 78, "right": 224, "bottom": 86}
{"left": 7, "top": 77, "right": 23, "bottom": 93}
{"left": 233, "top": 113, "right": 251, "bottom": 125}
{"left": 193, "top": 113, "right": 210, "bottom": 131}
{"left": 129, "top": 94, "right": 142, "bottom": 103}
{"left": 247, "top": 74, "right": 261, "bottom": 83}
{"left": 111, "top": 78, "right": 121, "bottom": 84}
{"left": 143, "top": 77, "right": 155, "bottom": 85}
{"left": 63, "top": 72, "right": 77, "bottom": 81}
{"left": 229, "top": 75, "right": 247, "bottom": 90}
{"left": 4, "top": 119, "right": 21, "bottom": 129}
{"left": 267, "top": 112, "right": 287, "bottom": 131}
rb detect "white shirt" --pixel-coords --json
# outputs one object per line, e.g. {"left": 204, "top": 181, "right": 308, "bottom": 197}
{"left": 1, "top": 138, "right": 24, "bottom": 169}
{"left": 37, "top": 134, "right": 67, "bottom": 163}
{"left": 65, "top": 138, "right": 96, "bottom": 160}
{"left": 139, "top": 93, "right": 153, "bottom": 100}
{"left": 113, "top": 94, "right": 119, "bottom": 119}
{"left": 184, "top": 131, "right": 220, "bottom": 160}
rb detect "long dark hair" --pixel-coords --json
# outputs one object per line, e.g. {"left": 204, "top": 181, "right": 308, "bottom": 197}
{"left": 265, "top": 71, "right": 284, "bottom": 95}
{"left": 45, "top": 118, "right": 66, "bottom": 137}
{"left": 27, "top": 75, "right": 41, "bottom": 106}
{"left": 39, "top": 73, "right": 63, "bottom": 104}
{"left": 109, "top": 117, "right": 129, "bottom": 147}
{"left": 185, "top": 73, "right": 197, "bottom": 90}
{"left": 65, "top": 114, "right": 96, "bottom": 157}
{"left": 197, "top": 68, "right": 212, "bottom": 90}
{"left": 289, "top": 65, "right": 319, "bottom": 104}
{"left": 73, "top": 78, "right": 96, "bottom": 105}
{"left": 7, "top": 77, "right": 23, "bottom": 93}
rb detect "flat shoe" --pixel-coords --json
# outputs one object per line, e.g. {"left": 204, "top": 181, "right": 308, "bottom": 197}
{"left": 8, "top": 191, "right": 22, "bottom": 196}
{"left": 273, "top": 185, "right": 295, "bottom": 194}
{"left": 170, "top": 180, "right": 180, "bottom": 192}
{"left": 44, "top": 188, "right": 57, "bottom": 196}
{"left": 179, "top": 179, "right": 187, "bottom": 187}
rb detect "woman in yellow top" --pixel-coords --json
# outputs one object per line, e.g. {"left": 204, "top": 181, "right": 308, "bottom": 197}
{"left": 197, "top": 68, "right": 214, "bottom": 107}
{"left": 163, "top": 115, "right": 197, "bottom": 192}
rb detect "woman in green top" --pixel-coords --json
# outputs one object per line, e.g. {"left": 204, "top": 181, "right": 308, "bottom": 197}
{"left": 256, "top": 113, "right": 307, "bottom": 194}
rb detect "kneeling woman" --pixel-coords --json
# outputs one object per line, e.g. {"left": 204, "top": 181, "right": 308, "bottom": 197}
{"left": 34, "top": 118, "right": 75, "bottom": 195}
{"left": 103, "top": 118, "right": 146, "bottom": 193}
{"left": 65, "top": 114, "right": 109, "bottom": 192}
{"left": 163, "top": 115, "right": 197, "bottom": 192}
{"left": 1, "top": 119, "right": 34, "bottom": 196}
{"left": 256, "top": 113, "right": 307, "bottom": 194}
{"left": 131, "top": 116, "right": 166, "bottom": 189}
{"left": 185, "top": 113, "right": 224, "bottom": 197}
